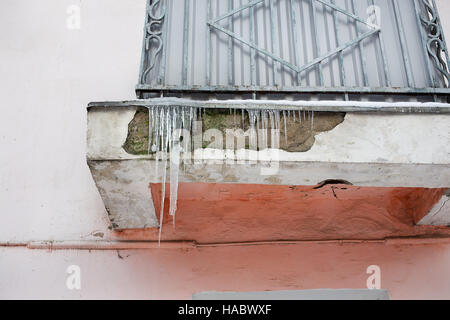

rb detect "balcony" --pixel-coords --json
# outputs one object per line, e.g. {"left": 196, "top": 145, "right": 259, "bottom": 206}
{"left": 87, "top": 0, "right": 450, "bottom": 240}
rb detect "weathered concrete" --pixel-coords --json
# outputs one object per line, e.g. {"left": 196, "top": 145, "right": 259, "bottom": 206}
{"left": 88, "top": 106, "right": 450, "bottom": 164}
{"left": 87, "top": 106, "right": 450, "bottom": 232}
{"left": 418, "top": 190, "right": 450, "bottom": 227}
{"left": 88, "top": 158, "right": 450, "bottom": 230}
{"left": 87, "top": 107, "right": 143, "bottom": 160}
{"left": 88, "top": 160, "right": 157, "bottom": 229}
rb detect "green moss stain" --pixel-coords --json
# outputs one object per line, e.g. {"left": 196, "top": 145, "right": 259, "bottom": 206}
{"left": 122, "top": 108, "right": 345, "bottom": 155}
{"left": 122, "top": 107, "right": 150, "bottom": 155}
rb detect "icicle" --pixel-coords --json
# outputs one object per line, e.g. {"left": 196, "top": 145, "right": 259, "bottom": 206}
{"left": 268, "top": 111, "right": 275, "bottom": 148}
{"left": 265, "top": 110, "right": 269, "bottom": 149}
{"left": 154, "top": 107, "right": 161, "bottom": 176}
{"left": 274, "top": 111, "right": 279, "bottom": 148}
{"left": 147, "top": 108, "right": 151, "bottom": 155}
{"left": 188, "top": 107, "right": 194, "bottom": 153}
{"left": 193, "top": 107, "right": 199, "bottom": 155}
{"left": 256, "top": 110, "right": 261, "bottom": 151}
{"left": 181, "top": 107, "right": 187, "bottom": 173}
{"left": 152, "top": 104, "right": 318, "bottom": 243}
{"left": 261, "top": 110, "right": 268, "bottom": 150}
{"left": 248, "top": 110, "right": 257, "bottom": 150}
{"left": 282, "top": 110, "right": 287, "bottom": 146}
{"left": 158, "top": 108, "right": 169, "bottom": 246}
{"left": 274, "top": 110, "right": 280, "bottom": 131}
{"left": 266, "top": 110, "right": 270, "bottom": 149}
{"left": 273, "top": 110, "right": 281, "bottom": 150}
{"left": 169, "top": 111, "right": 181, "bottom": 226}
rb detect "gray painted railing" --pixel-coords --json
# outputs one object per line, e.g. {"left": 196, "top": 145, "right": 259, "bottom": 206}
{"left": 137, "top": 0, "right": 450, "bottom": 101}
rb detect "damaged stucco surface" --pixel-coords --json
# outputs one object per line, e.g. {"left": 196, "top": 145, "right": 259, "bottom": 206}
{"left": 88, "top": 107, "right": 450, "bottom": 164}
{"left": 89, "top": 159, "right": 450, "bottom": 230}
{"left": 87, "top": 107, "right": 142, "bottom": 160}
{"left": 123, "top": 108, "right": 346, "bottom": 154}
{"left": 87, "top": 107, "right": 450, "bottom": 230}
{"left": 88, "top": 160, "right": 158, "bottom": 229}
{"left": 419, "top": 189, "right": 450, "bottom": 226}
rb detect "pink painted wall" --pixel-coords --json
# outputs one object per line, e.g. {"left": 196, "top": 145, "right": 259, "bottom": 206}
{"left": 2, "top": 242, "right": 450, "bottom": 299}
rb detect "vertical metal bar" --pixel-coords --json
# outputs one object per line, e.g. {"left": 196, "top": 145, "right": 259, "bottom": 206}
{"left": 432, "top": 0, "right": 450, "bottom": 72}
{"left": 182, "top": 0, "right": 190, "bottom": 85}
{"left": 138, "top": 0, "right": 151, "bottom": 88}
{"left": 159, "top": 0, "right": 169, "bottom": 85}
{"left": 351, "top": 0, "right": 368, "bottom": 87}
{"left": 413, "top": 0, "right": 434, "bottom": 87}
{"left": 393, "top": 0, "right": 413, "bottom": 87}
{"left": 371, "top": 0, "right": 390, "bottom": 87}
{"left": 290, "top": 0, "right": 301, "bottom": 85}
{"left": 206, "top": 0, "right": 211, "bottom": 85}
{"left": 250, "top": 0, "right": 256, "bottom": 86}
{"left": 310, "top": 0, "right": 323, "bottom": 86}
{"left": 331, "top": 0, "right": 345, "bottom": 86}
{"left": 269, "top": 0, "right": 278, "bottom": 86}
{"left": 228, "top": 0, "right": 234, "bottom": 85}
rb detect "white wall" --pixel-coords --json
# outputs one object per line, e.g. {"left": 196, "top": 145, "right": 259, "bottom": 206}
{"left": 0, "top": 0, "right": 145, "bottom": 243}
{"left": 0, "top": 0, "right": 449, "bottom": 299}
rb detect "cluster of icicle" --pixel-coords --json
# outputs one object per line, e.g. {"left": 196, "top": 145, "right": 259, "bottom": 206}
{"left": 148, "top": 106, "right": 314, "bottom": 243}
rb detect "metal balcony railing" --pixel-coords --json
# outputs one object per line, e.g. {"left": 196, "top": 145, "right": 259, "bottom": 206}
{"left": 137, "top": 0, "right": 450, "bottom": 101}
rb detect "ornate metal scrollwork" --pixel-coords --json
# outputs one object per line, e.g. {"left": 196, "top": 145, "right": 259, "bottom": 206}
{"left": 141, "top": 0, "right": 166, "bottom": 84}
{"left": 419, "top": 0, "right": 450, "bottom": 85}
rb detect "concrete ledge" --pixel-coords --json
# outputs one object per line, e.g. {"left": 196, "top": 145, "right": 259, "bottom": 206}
{"left": 88, "top": 160, "right": 450, "bottom": 189}
{"left": 87, "top": 102, "right": 450, "bottom": 232}
{"left": 88, "top": 98, "right": 450, "bottom": 113}
{"left": 88, "top": 159, "right": 449, "bottom": 231}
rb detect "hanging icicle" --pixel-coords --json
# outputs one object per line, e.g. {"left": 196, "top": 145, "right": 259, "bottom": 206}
{"left": 147, "top": 104, "right": 321, "bottom": 242}
{"left": 282, "top": 110, "right": 288, "bottom": 146}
